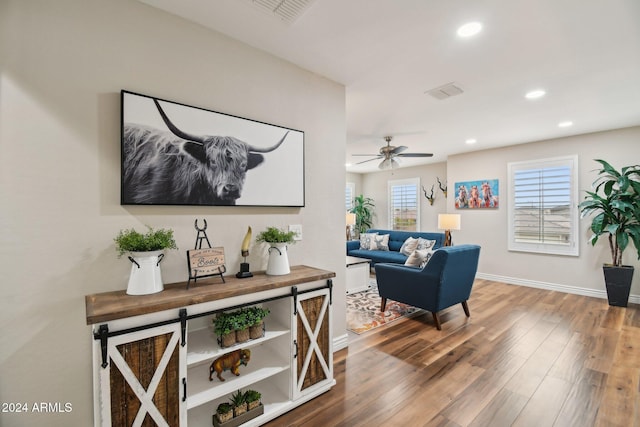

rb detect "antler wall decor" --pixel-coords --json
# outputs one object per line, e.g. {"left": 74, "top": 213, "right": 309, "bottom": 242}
{"left": 437, "top": 177, "right": 448, "bottom": 198}
{"left": 422, "top": 184, "right": 435, "bottom": 205}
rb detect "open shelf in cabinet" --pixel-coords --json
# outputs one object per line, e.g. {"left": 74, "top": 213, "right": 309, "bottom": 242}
{"left": 187, "top": 373, "right": 291, "bottom": 426}
{"left": 187, "top": 339, "right": 291, "bottom": 410}
{"left": 187, "top": 325, "right": 289, "bottom": 367}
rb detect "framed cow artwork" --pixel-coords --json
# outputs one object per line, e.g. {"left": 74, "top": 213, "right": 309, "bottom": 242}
{"left": 120, "top": 90, "right": 305, "bottom": 207}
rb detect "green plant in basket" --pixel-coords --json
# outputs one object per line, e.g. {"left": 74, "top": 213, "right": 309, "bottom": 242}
{"left": 213, "top": 313, "right": 237, "bottom": 348}
{"left": 229, "top": 309, "right": 251, "bottom": 331}
{"left": 213, "top": 313, "right": 233, "bottom": 336}
{"left": 246, "top": 306, "right": 270, "bottom": 326}
{"left": 114, "top": 226, "right": 178, "bottom": 257}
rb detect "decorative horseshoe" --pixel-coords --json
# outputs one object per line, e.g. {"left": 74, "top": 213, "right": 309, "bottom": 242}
{"left": 194, "top": 219, "right": 208, "bottom": 231}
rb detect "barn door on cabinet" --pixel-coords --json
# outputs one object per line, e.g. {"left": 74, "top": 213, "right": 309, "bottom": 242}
{"left": 292, "top": 287, "right": 333, "bottom": 399}
{"left": 96, "top": 323, "right": 187, "bottom": 427}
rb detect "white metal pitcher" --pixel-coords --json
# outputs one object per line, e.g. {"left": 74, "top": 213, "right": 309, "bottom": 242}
{"left": 127, "top": 250, "right": 165, "bottom": 295}
{"left": 266, "top": 243, "right": 290, "bottom": 275}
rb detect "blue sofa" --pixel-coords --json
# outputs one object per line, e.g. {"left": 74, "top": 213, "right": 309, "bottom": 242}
{"left": 346, "top": 229, "right": 445, "bottom": 266}
{"left": 375, "top": 244, "right": 481, "bottom": 330}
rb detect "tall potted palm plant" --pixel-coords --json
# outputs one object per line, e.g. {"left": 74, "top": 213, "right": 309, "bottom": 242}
{"left": 579, "top": 159, "right": 640, "bottom": 306}
{"left": 350, "top": 195, "right": 375, "bottom": 237}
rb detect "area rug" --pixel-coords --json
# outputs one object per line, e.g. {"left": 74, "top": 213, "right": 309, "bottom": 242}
{"left": 347, "top": 280, "right": 422, "bottom": 334}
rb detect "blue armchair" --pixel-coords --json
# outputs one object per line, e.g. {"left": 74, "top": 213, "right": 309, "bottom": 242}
{"left": 374, "top": 244, "right": 481, "bottom": 330}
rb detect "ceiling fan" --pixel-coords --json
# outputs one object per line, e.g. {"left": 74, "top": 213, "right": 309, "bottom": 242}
{"left": 353, "top": 136, "right": 433, "bottom": 170}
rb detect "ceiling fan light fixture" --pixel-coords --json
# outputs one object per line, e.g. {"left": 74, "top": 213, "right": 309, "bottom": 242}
{"left": 379, "top": 158, "right": 399, "bottom": 170}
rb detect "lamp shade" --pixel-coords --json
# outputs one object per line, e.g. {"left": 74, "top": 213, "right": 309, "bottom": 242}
{"left": 438, "top": 213, "right": 461, "bottom": 230}
{"left": 346, "top": 213, "right": 357, "bottom": 226}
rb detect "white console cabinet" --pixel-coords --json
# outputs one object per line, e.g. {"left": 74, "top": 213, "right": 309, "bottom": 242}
{"left": 86, "top": 266, "right": 335, "bottom": 427}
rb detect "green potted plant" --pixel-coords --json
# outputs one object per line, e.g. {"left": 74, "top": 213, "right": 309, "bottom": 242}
{"left": 350, "top": 195, "right": 375, "bottom": 237}
{"left": 213, "top": 313, "right": 236, "bottom": 348}
{"left": 114, "top": 226, "right": 178, "bottom": 295}
{"left": 256, "top": 227, "right": 297, "bottom": 275}
{"left": 230, "top": 389, "right": 247, "bottom": 417}
{"left": 215, "top": 402, "right": 233, "bottom": 424}
{"left": 579, "top": 159, "right": 640, "bottom": 306}
{"left": 243, "top": 389, "right": 262, "bottom": 411}
{"left": 246, "top": 306, "right": 270, "bottom": 339}
{"left": 231, "top": 308, "right": 251, "bottom": 343}
{"left": 114, "top": 226, "right": 178, "bottom": 257}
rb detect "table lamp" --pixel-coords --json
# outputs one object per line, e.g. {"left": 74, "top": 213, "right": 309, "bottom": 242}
{"left": 438, "top": 213, "right": 461, "bottom": 246}
{"left": 346, "top": 213, "right": 356, "bottom": 240}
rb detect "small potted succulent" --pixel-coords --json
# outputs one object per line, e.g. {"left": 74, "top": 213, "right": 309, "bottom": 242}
{"left": 114, "top": 226, "right": 178, "bottom": 295}
{"left": 230, "top": 389, "right": 247, "bottom": 417}
{"left": 215, "top": 402, "right": 233, "bottom": 424}
{"left": 256, "top": 227, "right": 297, "bottom": 275}
{"left": 244, "top": 389, "right": 262, "bottom": 411}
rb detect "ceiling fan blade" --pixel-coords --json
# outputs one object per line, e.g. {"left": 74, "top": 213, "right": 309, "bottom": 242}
{"left": 396, "top": 153, "right": 434, "bottom": 158}
{"left": 352, "top": 154, "right": 381, "bottom": 156}
{"left": 391, "top": 145, "right": 408, "bottom": 154}
{"left": 356, "top": 156, "right": 383, "bottom": 165}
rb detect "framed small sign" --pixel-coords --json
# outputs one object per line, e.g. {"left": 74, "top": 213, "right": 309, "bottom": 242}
{"left": 186, "top": 247, "right": 226, "bottom": 287}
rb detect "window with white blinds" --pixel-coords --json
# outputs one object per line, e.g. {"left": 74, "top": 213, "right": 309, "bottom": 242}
{"left": 345, "top": 182, "right": 355, "bottom": 211}
{"left": 508, "top": 155, "right": 579, "bottom": 256}
{"left": 388, "top": 178, "right": 420, "bottom": 231}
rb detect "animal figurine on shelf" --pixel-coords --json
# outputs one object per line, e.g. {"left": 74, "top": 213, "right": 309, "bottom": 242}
{"left": 209, "top": 349, "right": 251, "bottom": 382}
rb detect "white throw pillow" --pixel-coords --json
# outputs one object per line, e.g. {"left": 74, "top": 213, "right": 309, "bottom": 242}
{"left": 404, "top": 248, "right": 435, "bottom": 268}
{"left": 416, "top": 238, "right": 437, "bottom": 251}
{"left": 359, "top": 232, "right": 378, "bottom": 250}
{"left": 399, "top": 237, "right": 419, "bottom": 256}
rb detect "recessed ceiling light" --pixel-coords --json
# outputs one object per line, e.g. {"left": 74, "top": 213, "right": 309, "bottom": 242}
{"left": 465, "top": 138, "right": 477, "bottom": 145}
{"left": 525, "top": 89, "right": 546, "bottom": 99}
{"left": 558, "top": 121, "right": 573, "bottom": 128}
{"left": 345, "top": 163, "right": 352, "bottom": 167}
{"left": 457, "top": 22, "right": 482, "bottom": 38}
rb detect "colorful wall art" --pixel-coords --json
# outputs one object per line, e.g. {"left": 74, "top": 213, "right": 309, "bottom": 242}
{"left": 455, "top": 179, "right": 499, "bottom": 209}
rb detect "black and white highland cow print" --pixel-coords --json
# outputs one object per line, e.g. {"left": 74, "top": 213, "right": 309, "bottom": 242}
{"left": 121, "top": 91, "right": 304, "bottom": 206}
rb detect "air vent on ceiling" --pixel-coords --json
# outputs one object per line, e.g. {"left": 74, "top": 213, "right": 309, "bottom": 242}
{"left": 425, "top": 82, "right": 464, "bottom": 100}
{"left": 245, "top": 0, "right": 318, "bottom": 24}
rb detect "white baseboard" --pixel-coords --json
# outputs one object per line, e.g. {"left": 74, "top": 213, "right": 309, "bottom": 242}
{"left": 333, "top": 333, "right": 349, "bottom": 352}
{"left": 475, "top": 272, "right": 640, "bottom": 304}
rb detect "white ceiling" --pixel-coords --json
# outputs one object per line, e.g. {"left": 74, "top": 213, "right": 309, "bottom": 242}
{"left": 138, "top": 0, "right": 640, "bottom": 173}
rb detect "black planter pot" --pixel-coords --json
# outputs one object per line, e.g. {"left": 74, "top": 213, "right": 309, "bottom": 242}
{"left": 603, "top": 265, "right": 634, "bottom": 307}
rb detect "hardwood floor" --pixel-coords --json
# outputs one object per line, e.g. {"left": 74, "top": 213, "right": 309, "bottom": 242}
{"left": 264, "top": 279, "right": 640, "bottom": 427}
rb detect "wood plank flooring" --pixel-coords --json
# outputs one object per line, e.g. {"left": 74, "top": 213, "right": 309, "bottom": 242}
{"left": 263, "top": 279, "right": 640, "bottom": 427}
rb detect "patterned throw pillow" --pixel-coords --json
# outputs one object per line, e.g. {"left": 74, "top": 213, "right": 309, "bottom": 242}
{"left": 404, "top": 248, "right": 435, "bottom": 268}
{"left": 399, "top": 237, "right": 419, "bottom": 256}
{"left": 370, "top": 234, "right": 390, "bottom": 251}
{"left": 416, "top": 238, "right": 437, "bottom": 251}
{"left": 359, "top": 233, "right": 378, "bottom": 250}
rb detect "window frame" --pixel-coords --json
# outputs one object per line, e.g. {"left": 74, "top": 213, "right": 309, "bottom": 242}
{"left": 345, "top": 182, "right": 355, "bottom": 212}
{"left": 388, "top": 178, "right": 420, "bottom": 231}
{"left": 507, "top": 155, "right": 579, "bottom": 256}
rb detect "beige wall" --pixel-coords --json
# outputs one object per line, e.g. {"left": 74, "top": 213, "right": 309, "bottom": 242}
{"left": 0, "top": 1, "right": 346, "bottom": 425}
{"left": 447, "top": 126, "right": 640, "bottom": 298}
{"left": 361, "top": 162, "right": 449, "bottom": 231}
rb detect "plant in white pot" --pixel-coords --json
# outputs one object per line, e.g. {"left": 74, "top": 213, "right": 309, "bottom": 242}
{"left": 256, "top": 227, "right": 296, "bottom": 275}
{"left": 579, "top": 159, "right": 640, "bottom": 307}
{"left": 114, "top": 226, "right": 178, "bottom": 295}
